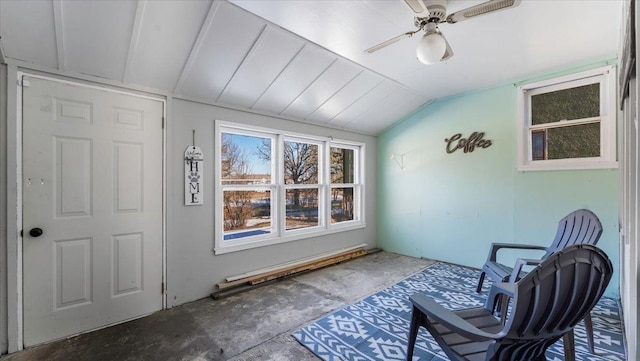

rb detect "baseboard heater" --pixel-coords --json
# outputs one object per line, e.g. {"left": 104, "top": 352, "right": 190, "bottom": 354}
{"left": 211, "top": 244, "right": 377, "bottom": 299}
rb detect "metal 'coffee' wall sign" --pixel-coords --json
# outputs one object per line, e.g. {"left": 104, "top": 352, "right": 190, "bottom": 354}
{"left": 445, "top": 132, "right": 492, "bottom": 154}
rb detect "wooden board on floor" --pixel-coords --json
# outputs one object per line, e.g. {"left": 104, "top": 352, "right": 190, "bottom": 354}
{"left": 215, "top": 248, "right": 367, "bottom": 291}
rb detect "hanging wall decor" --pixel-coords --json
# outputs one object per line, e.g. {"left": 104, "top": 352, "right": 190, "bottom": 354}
{"left": 445, "top": 131, "right": 492, "bottom": 154}
{"left": 185, "top": 131, "right": 204, "bottom": 205}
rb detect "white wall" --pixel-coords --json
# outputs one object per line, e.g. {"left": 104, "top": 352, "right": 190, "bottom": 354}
{"left": 166, "top": 98, "right": 377, "bottom": 307}
{"left": 0, "top": 63, "right": 8, "bottom": 354}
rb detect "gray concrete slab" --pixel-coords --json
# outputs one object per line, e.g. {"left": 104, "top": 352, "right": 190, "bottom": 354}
{"left": 5, "top": 252, "right": 434, "bottom": 361}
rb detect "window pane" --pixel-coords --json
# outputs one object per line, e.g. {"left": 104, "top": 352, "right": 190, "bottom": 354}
{"left": 331, "top": 147, "right": 354, "bottom": 183}
{"left": 331, "top": 187, "right": 354, "bottom": 223}
{"left": 221, "top": 133, "right": 271, "bottom": 185}
{"left": 531, "top": 130, "right": 546, "bottom": 161}
{"left": 531, "top": 83, "right": 599, "bottom": 125}
{"left": 286, "top": 189, "right": 318, "bottom": 230}
{"left": 284, "top": 141, "right": 318, "bottom": 184}
{"left": 531, "top": 122, "right": 600, "bottom": 161}
{"left": 223, "top": 190, "right": 271, "bottom": 240}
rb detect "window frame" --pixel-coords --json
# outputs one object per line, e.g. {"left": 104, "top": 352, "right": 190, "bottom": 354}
{"left": 328, "top": 143, "right": 362, "bottom": 228}
{"left": 218, "top": 128, "right": 278, "bottom": 248}
{"left": 282, "top": 136, "right": 324, "bottom": 234}
{"left": 517, "top": 65, "right": 618, "bottom": 171}
{"left": 214, "top": 120, "right": 366, "bottom": 254}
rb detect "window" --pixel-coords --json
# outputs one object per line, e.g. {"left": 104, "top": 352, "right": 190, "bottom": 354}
{"left": 215, "top": 121, "right": 365, "bottom": 254}
{"left": 330, "top": 146, "right": 358, "bottom": 224}
{"left": 517, "top": 66, "right": 617, "bottom": 171}
{"left": 220, "top": 131, "right": 275, "bottom": 241}
{"left": 284, "top": 139, "right": 320, "bottom": 231}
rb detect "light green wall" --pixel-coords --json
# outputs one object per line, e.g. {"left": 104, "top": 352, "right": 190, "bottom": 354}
{"left": 378, "top": 63, "right": 620, "bottom": 297}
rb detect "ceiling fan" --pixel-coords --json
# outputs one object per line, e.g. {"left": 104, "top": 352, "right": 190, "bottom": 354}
{"left": 365, "top": 0, "right": 521, "bottom": 64}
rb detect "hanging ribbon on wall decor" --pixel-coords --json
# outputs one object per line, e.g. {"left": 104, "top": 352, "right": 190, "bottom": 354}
{"left": 445, "top": 131, "right": 492, "bottom": 154}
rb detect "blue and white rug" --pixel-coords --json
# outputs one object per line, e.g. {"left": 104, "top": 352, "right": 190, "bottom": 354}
{"left": 292, "top": 262, "right": 626, "bottom": 361}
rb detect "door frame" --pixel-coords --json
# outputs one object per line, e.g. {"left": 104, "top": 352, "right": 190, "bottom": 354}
{"left": 619, "top": 3, "right": 640, "bottom": 359}
{"left": 11, "top": 71, "right": 167, "bottom": 350}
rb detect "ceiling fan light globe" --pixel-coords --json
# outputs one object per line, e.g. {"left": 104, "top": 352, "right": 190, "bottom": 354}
{"left": 416, "top": 32, "right": 447, "bottom": 64}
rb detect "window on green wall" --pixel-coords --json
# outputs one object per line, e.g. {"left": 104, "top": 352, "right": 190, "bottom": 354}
{"left": 518, "top": 65, "right": 617, "bottom": 171}
{"left": 214, "top": 120, "right": 365, "bottom": 254}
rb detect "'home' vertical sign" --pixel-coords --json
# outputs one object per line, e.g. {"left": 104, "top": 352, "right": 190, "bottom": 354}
{"left": 185, "top": 146, "right": 204, "bottom": 205}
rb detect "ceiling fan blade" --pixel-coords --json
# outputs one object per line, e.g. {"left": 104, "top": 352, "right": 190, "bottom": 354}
{"left": 441, "top": 34, "right": 454, "bottom": 61}
{"left": 364, "top": 30, "right": 419, "bottom": 54}
{"left": 404, "top": 0, "right": 425, "bottom": 14}
{"left": 445, "top": 0, "right": 521, "bottom": 24}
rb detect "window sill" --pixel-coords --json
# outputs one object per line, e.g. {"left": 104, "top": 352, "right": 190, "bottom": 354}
{"left": 518, "top": 160, "right": 619, "bottom": 172}
{"left": 214, "top": 222, "right": 367, "bottom": 255}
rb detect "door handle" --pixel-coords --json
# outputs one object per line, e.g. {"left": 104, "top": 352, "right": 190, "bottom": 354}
{"left": 29, "top": 228, "right": 43, "bottom": 238}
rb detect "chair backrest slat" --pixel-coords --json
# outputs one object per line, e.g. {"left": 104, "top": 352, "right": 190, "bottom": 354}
{"left": 555, "top": 262, "right": 585, "bottom": 329}
{"left": 544, "top": 209, "right": 603, "bottom": 259}
{"left": 535, "top": 270, "right": 564, "bottom": 333}
{"left": 562, "top": 263, "right": 608, "bottom": 329}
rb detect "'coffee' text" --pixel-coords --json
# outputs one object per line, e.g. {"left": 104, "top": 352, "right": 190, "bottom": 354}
{"left": 445, "top": 132, "right": 492, "bottom": 154}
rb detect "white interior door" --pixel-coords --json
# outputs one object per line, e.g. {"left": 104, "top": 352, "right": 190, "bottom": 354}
{"left": 22, "top": 76, "right": 163, "bottom": 347}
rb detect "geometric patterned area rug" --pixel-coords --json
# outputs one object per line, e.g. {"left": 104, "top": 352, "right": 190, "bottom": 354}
{"left": 292, "top": 262, "right": 626, "bottom": 361}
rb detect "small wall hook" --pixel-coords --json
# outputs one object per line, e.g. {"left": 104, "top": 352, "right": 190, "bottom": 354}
{"left": 390, "top": 153, "right": 404, "bottom": 169}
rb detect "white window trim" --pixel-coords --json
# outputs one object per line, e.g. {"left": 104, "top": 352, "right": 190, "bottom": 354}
{"left": 214, "top": 120, "right": 366, "bottom": 255}
{"left": 517, "top": 65, "right": 618, "bottom": 171}
{"left": 327, "top": 141, "right": 363, "bottom": 229}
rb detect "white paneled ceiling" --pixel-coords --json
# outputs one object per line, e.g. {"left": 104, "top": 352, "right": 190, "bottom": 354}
{"left": 0, "top": 0, "right": 623, "bottom": 135}
{"left": 127, "top": 0, "right": 211, "bottom": 90}
{"left": 63, "top": 0, "right": 137, "bottom": 79}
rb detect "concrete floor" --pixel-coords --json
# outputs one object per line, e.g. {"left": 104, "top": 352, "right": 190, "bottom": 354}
{"left": 5, "top": 251, "right": 435, "bottom": 361}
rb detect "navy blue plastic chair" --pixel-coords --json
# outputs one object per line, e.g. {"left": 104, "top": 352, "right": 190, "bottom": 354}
{"left": 475, "top": 208, "right": 602, "bottom": 353}
{"left": 406, "top": 244, "right": 613, "bottom": 361}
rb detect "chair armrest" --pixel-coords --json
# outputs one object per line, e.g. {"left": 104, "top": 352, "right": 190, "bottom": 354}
{"left": 484, "top": 282, "right": 516, "bottom": 313}
{"left": 410, "top": 293, "right": 498, "bottom": 341}
{"left": 486, "top": 243, "right": 548, "bottom": 262}
{"left": 508, "top": 258, "right": 542, "bottom": 283}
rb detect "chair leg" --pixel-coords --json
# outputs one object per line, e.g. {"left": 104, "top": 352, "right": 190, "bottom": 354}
{"left": 406, "top": 306, "right": 422, "bottom": 361}
{"left": 476, "top": 272, "right": 485, "bottom": 293}
{"left": 584, "top": 312, "right": 595, "bottom": 353}
{"left": 563, "top": 329, "right": 576, "bottom": 361}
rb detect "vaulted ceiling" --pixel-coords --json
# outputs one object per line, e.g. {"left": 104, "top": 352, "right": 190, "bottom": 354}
{"left": 0, "top": 0, "right": 623, "bottom": 135}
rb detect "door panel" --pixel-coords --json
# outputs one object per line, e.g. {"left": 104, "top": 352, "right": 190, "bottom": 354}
{"left": 114, "top": 141, "right": 144, "bottom": 213}
{"left": 22, "top": 76, "right": 163, "bottom": 346}
{"left": 112, "top": 233, "right": 143, "bottom": 297}
{"left": 56, "top": 137, "right": 92, "bottom": 217}
{"left": 54, "top": 238, "right": 92, "bottom": 310}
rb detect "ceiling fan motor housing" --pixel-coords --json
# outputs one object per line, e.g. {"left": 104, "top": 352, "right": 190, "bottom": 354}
{"left": 423, "top": 0, "right": 448, "bottom": 22}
